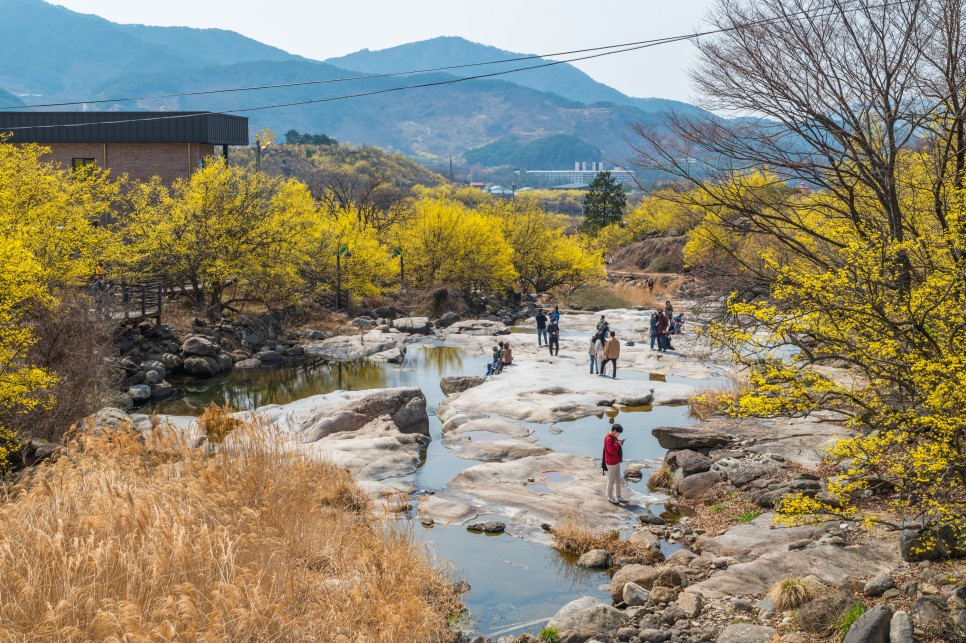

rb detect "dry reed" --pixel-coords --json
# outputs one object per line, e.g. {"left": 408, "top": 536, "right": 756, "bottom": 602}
{"left": 0, "top": 418, "right": 461, "bottom": 642}
{"left": 551, "top": 514, "right": 662, "bottom": 565}
{"left": 767, "top": 577, "right": 822, "bottom": 611}
{"left": 687, "top": 379, "right": 750, "bottom": 421}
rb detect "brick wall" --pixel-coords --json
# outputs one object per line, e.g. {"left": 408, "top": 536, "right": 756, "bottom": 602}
{"left": 38, "top": 142, "right": 218, "bottom": 185}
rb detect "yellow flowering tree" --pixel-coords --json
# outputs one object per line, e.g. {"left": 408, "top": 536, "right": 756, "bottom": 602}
{"left": 116, "top": 162, "right": 319, "bottom": 311}
{"left": 398, "top": 197, "right": 517, "bottom": 293}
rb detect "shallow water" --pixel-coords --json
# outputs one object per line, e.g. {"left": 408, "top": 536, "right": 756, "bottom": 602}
{"left": 150, "top": 345, "right": 695, "bottom": 636}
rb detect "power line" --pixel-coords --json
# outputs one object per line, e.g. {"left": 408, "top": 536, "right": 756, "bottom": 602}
{"left": 0, "top": 0, "right": 906, "bottom": 130}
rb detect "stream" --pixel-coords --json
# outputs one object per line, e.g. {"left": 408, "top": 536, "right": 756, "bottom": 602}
{"left": 148, "top": 343, "right": 702, "bottom": 637}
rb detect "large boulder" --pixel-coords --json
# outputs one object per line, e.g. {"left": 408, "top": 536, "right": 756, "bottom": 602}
{"left": 842, "top": 604, "right": 892, "bottom": 643}
{"left": 440, "top": 376, "right": 485, "bottom": 395}
{"left": 546, "top": 596, "right": 624, "bottom": 643}
{"left": 900, "top": 521, "right": 966, "bottom": 561}
{"left": 277, "top": 387, "right": 429, "bottom": 442}
{"left": 181, "top": 335, "right": 219, "bottom": 357}
{"left": 434, "top": 311, "right": 460, "bottom": 328}
{"left": 576, "top": 549, "right": 612, "bottom": 569}
{"left": 667, "top": 449, "right": 712, "bottom": 475}
{"left": 393, "top": 317, "right": 431, "bottom": 334}
{"left": 652, "top": 426, "right": 731, "bottom": 450}
{"left": 128, "top": 384, "right": 152, "bottom": 401}
{"left": 303, "top": 333, "right": 397, "bottom": 361}
{"left": 675, "top": 471, "right": 723, "bottom": 499}
{"left": 150, "top": 381, "right": 174, "bottom": 399}
{"left": 609, "top": 565, "right": 667, "bottom": 601}
{"left": 444, "top": 320, "right": 510, "bottom": 336}
{"left": 183, "top": 356, "right": 219, "bottom": 376}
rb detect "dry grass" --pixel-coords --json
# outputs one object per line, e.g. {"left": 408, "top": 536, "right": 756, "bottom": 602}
{"left": 0, "top": 420, "right": 461, "bottom": 642}
{"left": 648, "top": 465, "right": 673, "bottom": 490}
{"left": 688, "top": 379, "right": 750, "bottom": 421}
{"left": 681, "top": 485, "right": 763, "bottom": 536}
{"left": 767, "top": 577, "right": 821, "bottom": 611}
{"left": 197, "top": 403, "right": 243, "bottom": 444}
{"left": 551, "top": 513, "right": 663, "bottom": 565}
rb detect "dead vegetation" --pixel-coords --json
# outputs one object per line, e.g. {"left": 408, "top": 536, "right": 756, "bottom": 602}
{"left": 688, "top": 380, "right": 750, "bottom": 421}
{"left": 0, "top": 419, "right": 462, "bottom": 641}
{"left": 550, "top": 513, "right": 663, "bottom": 565}
{"left": 678, "top": 485, "right": 763, "bottom": 536}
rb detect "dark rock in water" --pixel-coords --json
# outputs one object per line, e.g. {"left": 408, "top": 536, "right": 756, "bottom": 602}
{"left": 842, "top": 604, "right": 892, "bottom": 643}
{"left": 256, "top": 350, "right": 284, "bottom": 364}
{"left": 183, "top": 356, "right": 218, "bottom": 376}
{"left": 234, "top": 358, "right": 262, "bottom": 369}
{"left": 440, "top": 376, "right": 485, "bottom": 396}
{"left": 639, "top": 513, "right": 666, "bottom": 526}
{"left": 466, "top": 520, "right": 506, "bottom": 533}
{"left": 652, "top": 426, "right": 731, "bottom": 450}
{"left": 149, "top": 381, "right": 174, "bottom": 399}
{"left": 576, "top": 548, "right": 612, "bottom": 569}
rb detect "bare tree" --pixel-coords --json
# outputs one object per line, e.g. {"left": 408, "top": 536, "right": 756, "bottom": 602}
{"left": 312, "top": 168, "right": 410, "bottom": 232}
{"left": 631, "top": 0, "right": 966, "bottom": 295}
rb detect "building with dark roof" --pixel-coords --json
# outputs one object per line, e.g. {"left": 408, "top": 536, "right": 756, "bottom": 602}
{"left": 0, "top": 111, "right": 249, "bottom": 184}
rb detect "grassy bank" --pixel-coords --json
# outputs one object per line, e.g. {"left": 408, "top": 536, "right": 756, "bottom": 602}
{"left": 0, "top": 420, "right": 461, "bottom": 642}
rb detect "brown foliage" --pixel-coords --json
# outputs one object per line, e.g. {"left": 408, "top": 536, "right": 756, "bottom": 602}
{"left": 551, "top": 513, "right": 663, "bottom": 565}
{"left": 5, "top": 291, "right": 119, "bottom": 445}
{"left": 0, "top": 421, "right": 461, "bottom": 641}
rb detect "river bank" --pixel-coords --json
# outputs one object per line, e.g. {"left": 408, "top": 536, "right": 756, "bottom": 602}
{"left": 95, "top": 305, "right": 966, "bottom": 641}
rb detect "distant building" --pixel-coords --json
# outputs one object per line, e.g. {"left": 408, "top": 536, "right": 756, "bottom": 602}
{"left": 525, "top": 161, "right": 635, "bottom": 189}
{"left": 0, "top": 111, "right": 249, "bottom": 184}
{"left": 470, "top": 182, "right": 486, "bottom": 190}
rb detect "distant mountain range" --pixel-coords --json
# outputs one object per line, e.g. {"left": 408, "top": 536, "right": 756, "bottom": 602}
{"left": 0, "top": 0, "right": 709, "bottom": 171}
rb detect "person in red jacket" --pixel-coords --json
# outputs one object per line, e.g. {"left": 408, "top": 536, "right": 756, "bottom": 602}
{"left": 603, "top": 424, "right": 627, "bottom": 504}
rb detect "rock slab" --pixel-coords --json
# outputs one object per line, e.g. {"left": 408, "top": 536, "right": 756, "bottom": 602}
{"left": 842, "top": 604, "right": 892, "bottom": 643}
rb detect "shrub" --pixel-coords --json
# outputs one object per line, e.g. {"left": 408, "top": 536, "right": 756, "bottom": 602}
{"left": 648, "top": 465, "right": 673, "bottom": 490}
{"left": 565, "top": 285, "right": 632, "bottom": 311}
{"left": 688, "top": 380, "right": 749, "bottom": 421}
{"left": 0, "top": 420, "right": 461, "bottom": 640}
{"left": 767, "top": 577, "right": 820, "bottom": 610}
{"left": 739, "top": 511, "right": 760, "bottom": 523}
{"left": 539, "top": 625, "right": 561, "bottom": 643}
{"left": 837, "top": 603, "right": 867, "bottom": 640}
{"left": 197, "top": 403, "right": 244, "bottom": 444}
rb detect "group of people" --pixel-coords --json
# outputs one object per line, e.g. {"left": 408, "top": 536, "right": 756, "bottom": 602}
{"left": 535, "top": 306, "right": 562, "bottom": 356}
{"left": 485, "top": 340, "right": 513, "bottom": 376}
{"left": 648, "top": 300, "right": 683, "bottom": 352}
{"left": 588, "top": 315, "right": 621, "bottom": 377}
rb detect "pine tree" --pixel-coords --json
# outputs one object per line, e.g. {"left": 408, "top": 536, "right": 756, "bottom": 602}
{"left": 581, "top": 171, "right": 626, "bottom": 234}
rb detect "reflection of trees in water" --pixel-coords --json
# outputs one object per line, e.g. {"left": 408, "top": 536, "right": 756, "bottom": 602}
{"left": 412, "top": 346, "right": 466, "bottom": 374}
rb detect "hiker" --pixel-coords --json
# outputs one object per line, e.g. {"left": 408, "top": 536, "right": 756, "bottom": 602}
{"left": 588, "top": 333, "right": 600, "bottom": 374}
{"left": 649, "top": 312, "right": 659, "bottom": 351}
{"left": 547, "top": 319, "right": 560, "bottom": 356}
{"left": 535, "top": 309, "right": 548, "bottom": 347}
{"left": 672, "top": 313, "right": 684, "bottom": 335}
{"left": 602, "top": 423, "right": 627, "bottom": 504}
{"left": 596, "top": 315, "right": 607, "bottom": 332}
{"left": 646, "top": 277, "right": 655, "bottom": 293}
{"left": 665, "top": 300, "right": 674, "bottom": 321}
{"left": 599, "top": 330, "right": 620, "bottom": 378}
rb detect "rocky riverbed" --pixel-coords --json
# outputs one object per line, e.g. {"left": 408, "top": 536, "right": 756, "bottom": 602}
{"left": 97, "top": 306, "right": 966, "bottom": 642}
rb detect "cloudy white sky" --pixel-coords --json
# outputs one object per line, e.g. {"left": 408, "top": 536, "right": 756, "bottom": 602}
{"left": 49, "top": 0, "right": 713, "bottom": 103}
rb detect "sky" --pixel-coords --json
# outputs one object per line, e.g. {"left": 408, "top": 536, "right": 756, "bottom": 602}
{"left": 48, "top": 0, "right": 714, "bottom": 104}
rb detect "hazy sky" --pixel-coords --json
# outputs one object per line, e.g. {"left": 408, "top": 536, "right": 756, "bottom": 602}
{"left": 49, "top": 0, "right": 713, "bottom": 103}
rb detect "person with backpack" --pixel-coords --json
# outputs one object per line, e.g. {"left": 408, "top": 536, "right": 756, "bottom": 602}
{"left": 535, "top": 310, "right": 548, "bottom": 347}
{"left": 547, "top": 319, "right": 560, "bottom": 356}
{"left": 656, "top": 312, "right": 670, "bottom": 352}
{"left": 599, "top": 330, "right": 620, "bottom": 378}
{"left": 602, "top": 423, "right": 627, "bottom": 504}
{"left": 596, "top": 315, "right": 608, "bottom": 332}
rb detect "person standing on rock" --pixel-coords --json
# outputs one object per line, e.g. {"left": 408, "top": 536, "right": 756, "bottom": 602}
{"left": 603, "top": 424, "right": 627, "bottom": 504}
{"left": 547, "top": 319, "right": 560, "bottom": 356}
{"left": 596, "top": 315, "right": 607, "bottom": 332}
{"left": 595, "top": 332, "right": 606, "bottom": 372}
{"left": 600, "top": 330, "right": 620, "bottom": 378}
{"left": 665, "top": 300, "right": 674, "bottom": 321}
{"left": 649, "top": 312, "right": 659, "bottom": 350}
{"left": 535, "top": 309, "right": 548, "bottom": 347}
{"left": 588, "top": 333, "right": 601, "bottom": 374}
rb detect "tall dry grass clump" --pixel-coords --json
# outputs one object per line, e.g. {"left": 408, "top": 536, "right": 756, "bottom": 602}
{"left": 551, "top": 514, "right": 662, "bottom": 565}
{"left": 0, "top": 420, "right": 461, "bottom": 642}
{"left": 767, "top": 577, "right": 822, "bottom": 611}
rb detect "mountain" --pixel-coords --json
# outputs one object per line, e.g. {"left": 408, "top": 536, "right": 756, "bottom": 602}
{"left": 326, "top": 37, "right": 710, "bottom": 117}
{"left": 0, "top": 0, "right": 710, "bottom": 174}
{"left": 464, "top": 134, "right": 602, "bottom": 169}
{"left": 0, "top": 0, "right": 301, "bottom": 98}
{"left": 0, "top": 86, "right": 23, "bottom": 107}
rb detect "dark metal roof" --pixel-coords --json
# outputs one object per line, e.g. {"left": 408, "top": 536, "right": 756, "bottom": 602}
{"left": 0, "top": 111, "right": 248, "bottom": 146}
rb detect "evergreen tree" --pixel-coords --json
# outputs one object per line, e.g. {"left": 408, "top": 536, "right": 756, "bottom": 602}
{"left": 581, "top": 171, "right": 626, "bottom": 234}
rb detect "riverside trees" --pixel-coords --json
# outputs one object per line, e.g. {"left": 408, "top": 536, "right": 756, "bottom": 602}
{"left": 633, "top": 0, "right": 966, "bottom": 546}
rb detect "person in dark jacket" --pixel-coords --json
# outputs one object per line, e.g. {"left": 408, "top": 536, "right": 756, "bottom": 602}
{"left": 656, "top": 312, "right": 670, "bottom": 352}
{"left": 649, "top": 312, "right": 659, "bottom": 350}
{"left": 535, "top": 310, "right": 548, "bottom": 347}
{"left": 547, "top": 319, "right": 560, "bottom": 356}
